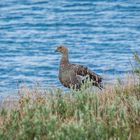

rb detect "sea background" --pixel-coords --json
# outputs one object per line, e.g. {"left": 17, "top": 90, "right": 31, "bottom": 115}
{"left": 0, "top": 0, "right": 140, "bottom": 98}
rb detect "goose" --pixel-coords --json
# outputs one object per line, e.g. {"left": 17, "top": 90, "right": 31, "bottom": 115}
{"left": 55, "top": 45, "right": 103, "bottom": 90}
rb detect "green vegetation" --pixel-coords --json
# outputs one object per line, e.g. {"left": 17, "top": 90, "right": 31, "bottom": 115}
{"left": 0, "top": 80, "right": 139, "bottom": 140}
{"left": 134, "top": 53, "right": 140, "bottom": 78}
{"left": 0, "top": 55, "right": 140, "bottom": 140}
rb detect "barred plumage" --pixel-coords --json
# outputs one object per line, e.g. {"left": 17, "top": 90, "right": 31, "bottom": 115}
{"left": 55, "top": 45, "right": 103, "bottom": 90}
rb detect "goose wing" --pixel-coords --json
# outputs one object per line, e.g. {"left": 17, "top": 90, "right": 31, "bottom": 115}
{"left": 71, "top": 64, "right": 103, "bottom": 89}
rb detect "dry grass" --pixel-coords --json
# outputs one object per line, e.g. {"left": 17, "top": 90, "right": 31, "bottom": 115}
{"left": 0, "top": 75, "right": 139, "bottom": 140}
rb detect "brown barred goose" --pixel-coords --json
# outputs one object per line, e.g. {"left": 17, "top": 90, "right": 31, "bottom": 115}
{"left": 55, "top": 45, "right": 103, "bottom": 90}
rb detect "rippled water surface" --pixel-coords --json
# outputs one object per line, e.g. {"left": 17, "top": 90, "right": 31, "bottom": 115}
{"left": 0, "top": 0, "right": 140, "bottom": 97}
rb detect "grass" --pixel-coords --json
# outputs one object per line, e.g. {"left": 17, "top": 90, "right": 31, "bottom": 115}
{"left": 0, "top": 55, "right": 140, "bottom": 140}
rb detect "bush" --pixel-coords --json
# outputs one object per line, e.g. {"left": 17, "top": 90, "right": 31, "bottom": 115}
{"left": 0, "top": 82, "right": 140, "bottom": 140}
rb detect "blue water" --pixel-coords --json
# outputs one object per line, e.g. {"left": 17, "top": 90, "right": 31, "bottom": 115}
{"left": 0, "top": 0, "right": 140, "bottom": 97}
